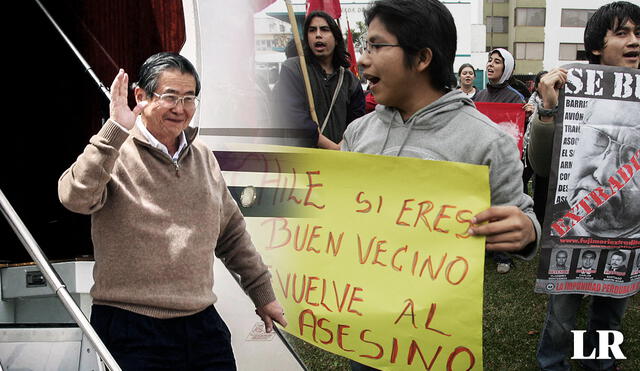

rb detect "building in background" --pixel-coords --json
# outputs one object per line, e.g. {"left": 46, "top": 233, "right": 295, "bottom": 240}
{"left": 254, "top": 15, "right": 291, "bottom": 53}
{"left": 484, "top": 0, "right": 546, "bottom": 77}
{"left": 254, "top": 15, "right": 292, "bottom": 87}
{"left": 543, "top": 0, "right": 601, "bottom": 71}
{"left": 483, "top": 0, "right": 605, "bottom": 79}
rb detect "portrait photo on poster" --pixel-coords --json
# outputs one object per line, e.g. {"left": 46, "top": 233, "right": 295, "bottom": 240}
{"left": 604, "top": 249, "right": 629, "bottom": 275}
{"left": 575, "top": 249, "right": 599, "bottom": 274}
{"left": 549, "top": 248, "right": 572, "bottom": 274}
{"left": 564, "top": 99, "right": 640, "bottom": 238}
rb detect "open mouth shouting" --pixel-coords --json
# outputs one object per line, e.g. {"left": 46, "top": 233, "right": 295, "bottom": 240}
{"left": 313, "top": 41, "right": 327, "bottom": 53}
{"left": 623, "top": 50, "right": 639, "bottom": 61}
{"left": 364, "top": 73, "right": 380, "bottom": 88}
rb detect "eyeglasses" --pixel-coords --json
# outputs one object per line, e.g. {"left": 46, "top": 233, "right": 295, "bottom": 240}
{"left": 580, "top": 125, "right": 639, "bottom": 166}
{"left": 363, "top": 41, "right": 402, "bottom": 55}
{"left": 153, "top": 93, "right": 199, "bottom": 109}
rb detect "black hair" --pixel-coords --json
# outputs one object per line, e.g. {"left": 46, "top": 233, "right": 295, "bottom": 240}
{"left": 534, "top": 70, "right": 548, "bottom": 90}
{"left": 364, "top": 0, "right": 457, "bottom": 92}
{"left": 584, "top": 1, "right": 640, "bottom": 64}
{"left": 611, "top": 250, "right": 626, "bottom": 259}
{"left": 582, "top": 250, "right": 596, "bottom": 258}
{"left": 133, "top": 52, "right": 201, "bottom": 96}
{"left": 458, "top": 63, "right": 475, "bottom": 77}
{"left": 303, "top": 11, "right": 350, "bottom": 68}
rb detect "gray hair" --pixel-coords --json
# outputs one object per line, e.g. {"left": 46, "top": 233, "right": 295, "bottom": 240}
{"left": 132, "top": 52, "right": 200, "bottom": 96}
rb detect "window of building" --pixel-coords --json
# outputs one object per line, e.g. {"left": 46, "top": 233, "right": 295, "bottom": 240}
{"left": 559, "top": 43, "right": 587, "bottom": 60}
{"left": 486, "top": 46, "right": 508, "bottom": 52}
{"left": 515, "top": 42, "right": 544, "bottom": 60}
{"left": 255, "top": 39, "right": 274, "bottom": 51}
{"left": 487, "top": 16, "right": 509, "bottom": 33}
{"left": 515, "top": 8, "right": 545, "bottom": 26}
{"left": 561, "top": 9, "right": 596, "bottom": 27}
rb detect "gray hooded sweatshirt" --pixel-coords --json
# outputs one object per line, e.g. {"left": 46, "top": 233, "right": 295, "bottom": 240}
{"left": 342, "top": 89, "right": 540, "bottom": 259}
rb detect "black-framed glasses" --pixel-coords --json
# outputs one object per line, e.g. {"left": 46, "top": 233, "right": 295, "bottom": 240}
{"left": 580, "top": 125, "right": 639, "bottom": 165}
{"left": 363, "top": 41, "right": 402, "bottom": 55}
{"left": 153, "top": 92, "right": 199, "bottom": 109}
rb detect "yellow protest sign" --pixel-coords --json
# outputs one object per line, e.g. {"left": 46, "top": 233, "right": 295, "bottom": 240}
{"left": 242, "top": 147, "right": 490, "bottom": 370}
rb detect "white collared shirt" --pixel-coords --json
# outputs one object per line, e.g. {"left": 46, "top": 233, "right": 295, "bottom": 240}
{"left": 135, "top": 116, "right": 187, "bottom": 162}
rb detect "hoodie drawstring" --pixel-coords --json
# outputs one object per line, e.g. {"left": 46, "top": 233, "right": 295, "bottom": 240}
{"left": 377, "top": 111, "right": 417, "bottom": 157}
{"left": 396, "top": 119, "right": 416, "bottom": 157}
{"left": 378, "top": 123, "right": 393, "bottom": 155}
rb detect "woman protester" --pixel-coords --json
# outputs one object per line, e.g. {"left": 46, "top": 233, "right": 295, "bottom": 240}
{"left": 474, "top": 48, "right": 526, "bottom": 274}
{"left": 474, "top": 48, "right": 525, "bottom": 104}
{"left": 457, "top": 63, "right": 477, "bottom": 99}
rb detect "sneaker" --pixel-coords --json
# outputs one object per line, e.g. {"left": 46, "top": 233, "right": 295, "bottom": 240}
{"left": 497, "top": 263, "right": 511, "bottom": 274}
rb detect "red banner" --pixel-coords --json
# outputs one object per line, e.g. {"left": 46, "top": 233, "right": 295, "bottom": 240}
{"left": 475, "top": 102, "right": 526, "bottom": 156}
{"left": 346, "top": 20, "right": 359, "bottom": 78}
{"left": 306, "top": 0, "right": 342, "bottom": 19}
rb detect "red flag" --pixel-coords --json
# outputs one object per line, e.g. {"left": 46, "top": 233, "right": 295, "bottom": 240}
{"left": 475, "top": 102, "right": 526, "bottom": 156}
{"left": 306, "top": 0, "right": 342, "bottom": 19}
{"left": 346, "top": 20, "right": 359, "bottom": 78}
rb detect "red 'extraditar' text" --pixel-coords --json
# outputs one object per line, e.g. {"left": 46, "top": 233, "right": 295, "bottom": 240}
{"left": 551, "top": 150, "right": 640, "bottom": 237}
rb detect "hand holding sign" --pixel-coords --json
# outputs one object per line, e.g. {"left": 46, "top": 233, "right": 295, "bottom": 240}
{"left": 538, "top": 68, "right": 568, "bottom": 120}
{"left": 523, "top": 103, "right": 535, "bottom": 114}
{"left": 468, "top": 206, "right": 536, "bottom": 252}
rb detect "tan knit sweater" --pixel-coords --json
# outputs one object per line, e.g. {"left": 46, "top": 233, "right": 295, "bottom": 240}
{"left": 59, "top": 120, "right": 275, "bottom": 318}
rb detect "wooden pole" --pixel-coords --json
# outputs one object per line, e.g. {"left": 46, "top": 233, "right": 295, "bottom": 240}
{"left": 284, "top": 0, "right": 319, "bottom": 125}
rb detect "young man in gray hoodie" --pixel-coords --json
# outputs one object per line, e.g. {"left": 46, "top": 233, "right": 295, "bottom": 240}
{"left": 342, "top": 1, "right": 539, "bottom": 369}
{"left": 343, "top": 0, "right": 538, "bottom": 255}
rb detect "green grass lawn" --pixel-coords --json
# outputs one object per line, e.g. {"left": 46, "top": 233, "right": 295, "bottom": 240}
{"left": 281, "top": 255, "right": 640, "bottom": 370}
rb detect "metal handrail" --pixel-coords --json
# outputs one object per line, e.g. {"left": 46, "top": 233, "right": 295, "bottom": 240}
{"left": 33, "top": 0, "right": 111, "bottom": 101}
{"left": 0, "top": 189, "right": 121, "bottom": 371}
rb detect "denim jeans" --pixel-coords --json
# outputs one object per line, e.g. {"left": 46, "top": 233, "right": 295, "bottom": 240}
{"left": 537, "top": 294, "right": 628, "bottom": 371}
{"left": 91, "top": 304, "right": 236, "bottom": 371}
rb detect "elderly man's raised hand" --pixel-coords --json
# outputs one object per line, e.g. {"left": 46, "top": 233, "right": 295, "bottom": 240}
{"left": 109, "top": 69, "right": 147, "bottom": 130}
